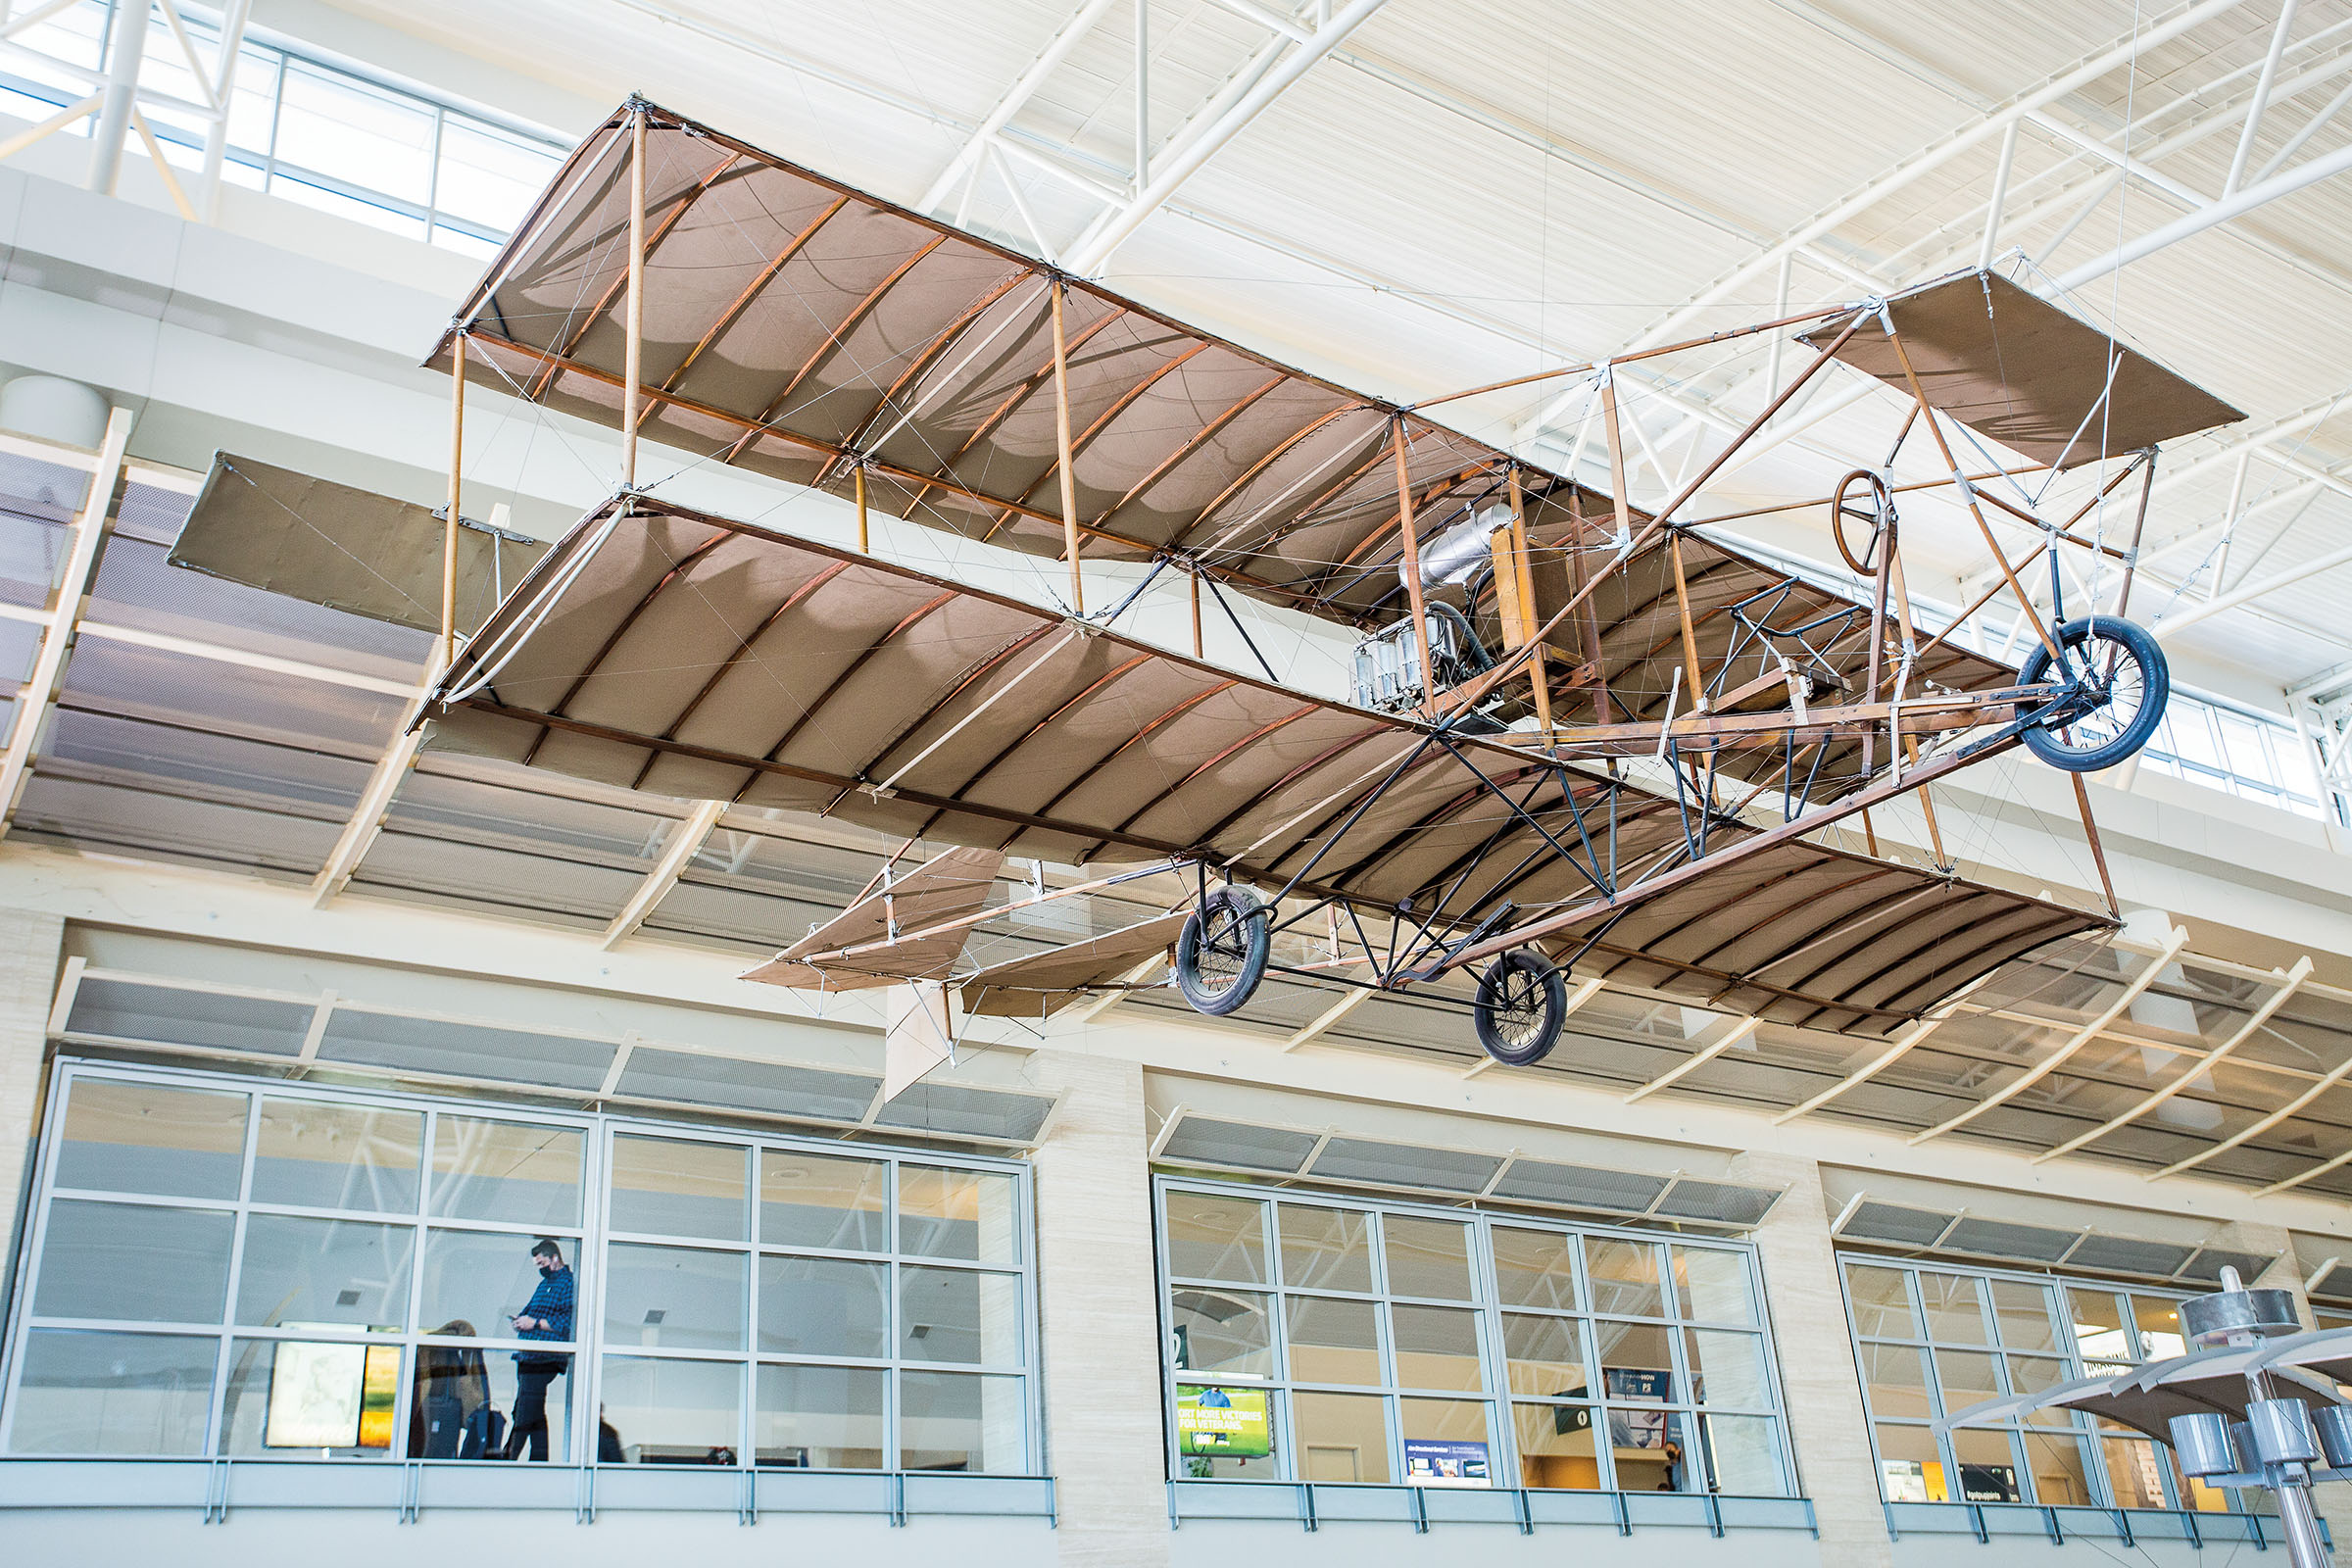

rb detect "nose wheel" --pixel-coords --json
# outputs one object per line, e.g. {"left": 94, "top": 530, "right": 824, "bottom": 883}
{"left": 2019, "top": 616, "right": 2169, "bottom": 773}
{"left": 1474, "top": 949, "right": 1568, "bottom": 1065}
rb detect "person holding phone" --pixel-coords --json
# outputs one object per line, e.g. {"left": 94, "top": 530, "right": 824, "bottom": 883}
{"left": 504, "top": 1239, "right": 574, "bottom": 1460}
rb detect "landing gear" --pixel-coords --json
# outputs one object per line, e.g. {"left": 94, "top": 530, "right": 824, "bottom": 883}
{"left": 1473, "top": 949, "right": 1568, "bottom": 1065}
{"left": 2019, "top": 615, "right": 2169, "bottom": 773}
{"left": 1174, "top": 887, "right": 1270, "bottom": 1016}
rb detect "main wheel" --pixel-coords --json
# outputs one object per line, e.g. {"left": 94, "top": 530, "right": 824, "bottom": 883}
{"left": 1473, "top": 949, "right": 1568, "bottom": 1066}
{"left": 1174, "top": 887, "right": 1270, "bottom": 1017}
{"left": 2017, "top": 615, "right": 2169, "bottom": 773}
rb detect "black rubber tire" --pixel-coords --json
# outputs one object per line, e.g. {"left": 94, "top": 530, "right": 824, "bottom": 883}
{"left": 2018, "top": 615, "right": 2169, "bottom": 774}
{"left": 1174, "top": 887, "right": 1271, "bottom": 1017}
{"left": 1474, "top": 949, "right": 1568, "bottom": 1066}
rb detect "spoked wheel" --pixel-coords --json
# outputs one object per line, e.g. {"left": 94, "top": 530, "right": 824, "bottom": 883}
{"left": 1831, "top": 468, "right": 1897, "bottom": 575}
{"left": 1174, "top": 887, "right": 1270, "bottom": 1017}
{"left": 2018, "top": 615, "right": 2169, "bottom": 773}
{"left": 1473, "top": 949, "right": 1568, "bottom": 1066}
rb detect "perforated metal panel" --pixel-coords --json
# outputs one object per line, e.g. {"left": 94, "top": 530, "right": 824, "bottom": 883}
{"left": 2179, "top": 1248, "right": 2276, "bottom": 1284}
{"left": 614, "top": 1046, "right": 878, "bottom": 1123}
{"left": 1158, "top": 1116, "right": 1317, "bottom": 1173}
{"left": 1308, "top": 1137, "right": 1500, "bottom": 1194}
{"left": 1652, "top": 1178, "right": 1779, "bottom": 1226}
{"left": 2063, "top": 1234, "right": 2196, "bottom": 1278}
{"left": 64, "top": 977, "right": 311, "bottom": 1056}
{"left": 315, "top": 1008, "right": 614, "bottom": 1090}
{"left": 1943, "top": 1216, "right": 2080, "bottom": 1262}
{"left": 1840, "top": 1201, "right": 1955, "bottom": 1247}
{"left": 1489, "top": 1159, "right": 1667, "bottom": 1212}
{"left": 872, "top": 1083, "right": 1054, "bottom": 1144}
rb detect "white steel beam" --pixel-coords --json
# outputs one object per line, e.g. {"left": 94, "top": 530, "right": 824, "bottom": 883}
{"left": 1282, "top": 984, "right": 1373, "bottom": 1051}
{"left": 0, "top": 405, "right": 132, "bottom": 837}
{"left": 310, "top": 722, "right": 425, "bottom": 906}
{"left": 602, "top": 797, "right": 727, "bottom": 949}
{"left": 2151, "top": 535, "right": 2352, "bottom": 639}
{"left": 1065, "top": 0, "right": 1392, "bottom": 272}
{"left": 918, "top": 0, "right": 1124, "bottom": 213}
{"left": 1771, "top": 975, "right": 1995, "bottom": 1123}
{"left": 2051, "top": 133, "right": 2352, "bottom": 293}
{"left": 2225, "top": 0, "right": 2301, "bottom": 197}
{"left": 1624, "top": 1014, "right": 1759, "bottom": 1102}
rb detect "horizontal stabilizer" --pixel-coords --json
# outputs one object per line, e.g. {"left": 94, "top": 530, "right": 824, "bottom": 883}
{"left": 958, "top": 908, "right": 1188, "bottom": 1018}
{"left": 742, "top": 847, "right": 1006, "bottom": 991}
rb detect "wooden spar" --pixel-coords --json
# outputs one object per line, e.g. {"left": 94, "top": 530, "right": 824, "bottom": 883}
{"left": 2112, "top": 448, "right": 2158, "bottom": 619}
{"left": 442, "top": 335, "right": 464, "bottom": 671}
{"left": 1503, "top": 467, "right": 1551, "bottom": 734}
{"left": 1688, "top": 466, "right": 2042, "bottom": 530}
{"left": 2073, "top": 771, "right": 2121, "bottom": 915}
{"left": 1667, "top": 531, "right": 1706, "bottom": 712}
{"left": 1916, "top": 454, "right": 2148, "bottom": 660}
{"left": 1599, "top": 368, "right": 1634, "bottom": 548}
{"left": 1567, "top": 488, "right": 1609, "bottom": 723}
{"left": 1051, "top": 278, "right": 1085, "bottom": 614}
{"left": 1411, "top": 300, "right": 1857, "bottom": 411}
{"left": 1881, "top": 322, "right": 2065, "bottom": 662}
{"left": 622, "top": 105, "right": 647, "bottom": 490}
{"left": 1390, "top": 417, "right": 1438, "bottom": 713}
{"left": 855, "top": 465, "right": 869, "bottom": 553}
{"left": 1190, "top": 565, "right": 1203, "bottom": 657}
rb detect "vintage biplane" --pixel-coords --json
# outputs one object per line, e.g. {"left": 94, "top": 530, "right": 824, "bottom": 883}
{"left": 184, "top": 100, "right": 2248, "bottom": 1068}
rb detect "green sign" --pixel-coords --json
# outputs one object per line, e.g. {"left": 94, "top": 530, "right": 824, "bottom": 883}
{"left": 1176, "top": 1385, "right": 1270, "bottom": 1457}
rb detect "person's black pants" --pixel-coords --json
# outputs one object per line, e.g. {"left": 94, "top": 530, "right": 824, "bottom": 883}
{"left": 510, "top": 1359, "right": 566, "bottom": 1461}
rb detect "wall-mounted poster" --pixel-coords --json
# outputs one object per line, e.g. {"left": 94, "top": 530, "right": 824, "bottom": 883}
{"left": 1175, "top": 1385, "right": 1270, "bottom": 1457}
{"left": 1403, "top": 1439, "right": 1491, "bottom": 1487}
{"left": 265, "top": 1342, "right": 402, "bottom": 1448}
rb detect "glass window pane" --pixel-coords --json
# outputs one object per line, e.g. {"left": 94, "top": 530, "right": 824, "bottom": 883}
{"left": 1594, "top": 1318, "right": 1680, "bottom": 1403}
{"left": 251, "top": 1098, "right": 421, "bottom": 1212}
{"left": 421, "top": 1229, "right": 578, "bottom": 1344}
{"left": 273, "top": 62, "right": 432, "bottom": 204}
{"left": 900, "top": 1266, "right": 1021, "bottom": 1366}
{"left": 1875, "top": 1423, "right": 1949, "bottom": 1500}
{"left": 2023, "top": 1426, "right": 2093, "bottom": 1505}
{"left": 220, "top": 1338, "right": 403, "bottom": 1456}
{"left": 34, "top": 1200, "right": 231, "bottom": 1324}
{"left": 1170, "top": 1287, "right": 1273, "bottom": 1381}
{"left": 899, "top": 1166, "right": 1019, "bottom": 1264}
{"left": 760, "top": 1149, "right": 886, "bottom": 1252}
{"left": 1513, "top": 1399, "right": 1604, "bottom": 1489}
{"left": 1686, "top": 1328, "right": 1768, "bottom": 1407}
{"left": 2102, "top": 1434, "right": 2172, "bottom": 1509}
{"left": 1503, "top": 1313, "right": 1589, "bottom": 1399}
{"left": 899, "top": 1369, "right": 1024, "bottom": 1473}
{"left": 2008, "top": 1353, "right": 2070, "bottom": 1411}
{"left": 610, "top": 1136, "right": 747, "bottom": 1241}
{"left": 235, "top": 1214, "right": 413, "bottom": 1330}
{"left": 604, "top": 1243, "right": 746, "bottom": 1352}
{"left": 1951, "top": 1426, "right": 2022, "bottom": 1501}
{"left": 409, "top": 1329, "right": 498, "bottom": 1458}
{"left": 758, "top": 1255, "right": 887, "bottom": 1359}
{"left": 1391, "top": 1304, "right": 1484, "bottom": 1392}
{"left": 1699, "top": 1412, "right": 1785, "bottom": 1494}
{"left": 755, "top": 1363, "right": 884, "bottom": 1469}
{"left": 1491, "top": 1226, "right": 1578, "bottom": 1311}
{"left": 599, "top": 1354, "right": 741, "bottom": 1465}
{"left": 1585, "top": 1239, "right": 1664, "bottom": 1317}
{"left": 429, "top": 1115, "right": 581, "bottom": 1227}
{"left": 1277, "top": 1203, "right": 1372, "bottom": 1294}
{"left": 6, "top": 1329, "right": 218, "bottom": 1454}
{"left": 1613, "top": 1406, "right": 1698, "bottom": 1492}
{"left": 1859, "top": 1342, "right": 1933, "bottom": 1419}
{"left": 1933, "top": 1348, "right": 2004, "bottom": 1413}
{"left": 1176, "top": 1383, "right": 1276, "bottom": 1478}
{"left": 1917, "top": 1271, "right": 1989, "bottom": 1343}
{"left": 1383, "top": 1216, "right": 1471, "bottom": 1300}
{"left": 2069, "top": 1288, "right": 2133, "bottom": 1369}
{"left": 1286, "top": 1296, "right": 1381, "bottom": 1386}
{"left": 56, "top": 1078, "right": 245, "bottom": 1199}
{"left": 1399, "top": 1396, "right": 1492, "bottom": 1487}
{"left": 1846, "top": 1264, "right": 1919, "bottom": 1339}
{"left": 1165, "top": 1193, "right": 1266, "bottom": 1283}
{"left": 433, "top": 116, "right": 559, "bottom": 231}
{"left": 1674, "top": 1247, "right": 1755, "bottom": 1324}
{"left": 1989, "top": 1278, "right": 2057, "bottom": 1350}
{"left": 1293, "top": 1390, "right": 1389, "bottom": 1483}
{"left": 2132, "top": 1296, "right": 2187, "bottom": 1360}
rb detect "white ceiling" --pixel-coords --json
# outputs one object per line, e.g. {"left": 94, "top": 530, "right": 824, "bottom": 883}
{"left": 325, "top": 0, "right": 2352, "bottom": 708}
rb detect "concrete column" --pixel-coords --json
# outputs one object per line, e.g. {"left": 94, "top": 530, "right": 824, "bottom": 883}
{"left": 0, "top": 907, "right": 65, "bottom": 1331}
{"left": 1730, "top": 1151, "right": 1890, "bottom": 1568}
{"left": 1023, "top": 1050, "right": 1169, "bottom": 1568}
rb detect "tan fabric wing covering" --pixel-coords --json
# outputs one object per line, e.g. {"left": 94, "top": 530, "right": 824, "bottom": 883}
{"left": 957, "top": 908, "right": 1187, "bottom": 1017}
{"left": 172, "top": 454, "right": 550, "bottom": 637}
{"left": 1799, "top": 271, "right": 2242, "bottom": 469}
{"left": 424, "top": 496, "right": 2108, "bottom": 1033}
{"left": 740, "top": 846, "right": 1004, "bottom": 990}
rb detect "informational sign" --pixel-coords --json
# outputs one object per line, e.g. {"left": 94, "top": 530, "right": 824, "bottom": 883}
{"left": 1404, "top": 1439, "right": 1492, "bottom": 1487}
{"left": 1958, "top": 1463, "right": 2020, "bottom": 1503}
{"left": 265, "top": 1342, "right": 400, "bottom": 1449}
{"left": 1881, "top": 1459, "right": 1935, "bottom": 1502}
{"left": 1176, "top": 1385, "right": 1270, "bottom": 1457}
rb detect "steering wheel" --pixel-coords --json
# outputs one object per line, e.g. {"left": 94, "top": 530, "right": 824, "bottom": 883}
{"left": 1831, "top": 468, "right": 1897, "bottom": 576}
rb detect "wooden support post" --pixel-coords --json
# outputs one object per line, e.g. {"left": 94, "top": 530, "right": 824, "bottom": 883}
{"left": 1598, "top": 367, "right": 1633, "bottom": 546}
{"left": 1667, "top": 531, "right": 1706, "bottom": 712}
{"left": 2072, "top": 771, "right": 2121, "bottom": 915}
{"left": 1051, "top": 277, "right": 1085, "bottom": 614}
{"left": 855, "top": 464, "right": 869, "bottom": 554}
{"left": 1189, "top": 565, "right": 1203, "bottom": 657}
{"left": 621, "top": 105, "right": 648, "bottom": 491}
{"left": 1390, "top": 417, "right": 1438, "bottom": 711}
{"left": 2111, "top": 449, "right": 2158, "bottom": 620}
{"left": 442, "top": 334, "right": 464, "bottom": 671}
{"left": 1566, "top": 488, "right": 1609, "bottom": 724}
{"left": 1503, "top": 467, "right": 1552, "bottom": 735}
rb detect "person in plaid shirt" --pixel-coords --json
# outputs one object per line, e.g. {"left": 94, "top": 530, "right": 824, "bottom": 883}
{"left": 505, "top": 1239, "right": 574, "bottom": 1460}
